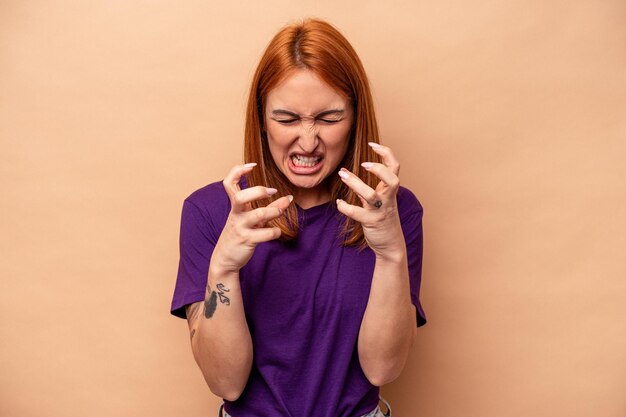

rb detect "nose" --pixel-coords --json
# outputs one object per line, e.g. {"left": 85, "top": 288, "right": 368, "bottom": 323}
{"left": 297, "top": 120, "right": 319, "bottom": 153}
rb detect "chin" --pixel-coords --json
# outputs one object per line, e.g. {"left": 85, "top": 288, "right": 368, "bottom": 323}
{"left": 289, "top": 176, "right": 323, "bottom": 189}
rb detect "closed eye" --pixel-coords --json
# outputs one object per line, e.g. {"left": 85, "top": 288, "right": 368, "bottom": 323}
{"left": 273, "top": 118, "right": 298, "bottom": 125}
{"left": 318, "top": 118, "right": 342, "bottom": 124}
{"left": 270, "top": 116, "right": 344, "bottom": 125}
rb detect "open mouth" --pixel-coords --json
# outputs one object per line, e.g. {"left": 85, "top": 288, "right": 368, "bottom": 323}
{"left": 291, "top": 154, "right": 322, "bottom": 167}
{"left": 288, "top": 153, "right": 324, "bottom": 174}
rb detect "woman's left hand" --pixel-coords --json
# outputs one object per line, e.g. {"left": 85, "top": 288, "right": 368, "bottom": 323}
{"left": 336, "top": 142, "right": 405, "bottom": 260}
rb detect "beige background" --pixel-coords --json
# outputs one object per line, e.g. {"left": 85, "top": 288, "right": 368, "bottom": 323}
{"left": 1, "top": 1, "right": 625, "bottom": 416}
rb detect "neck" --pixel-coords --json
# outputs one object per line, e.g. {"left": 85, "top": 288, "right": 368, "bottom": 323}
{"left": 293, "top": 187, "right": 331, "bottom": 209}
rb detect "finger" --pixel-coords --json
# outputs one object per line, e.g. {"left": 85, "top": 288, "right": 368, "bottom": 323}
{"left": 242, "top": 205, "right": 287, "bottom": 228}
{"left": 338, "top": 168, "right": 383, "bottom": 208}
{"left": 247, "top": 226, "right": 282, "bottom": 244}
{"left": 258, "top": 195, "right": 294, "bottom": 227}
{"left": 361, "top": 162, "right": 400, "bottom": 190}
{"left": 267, "top": 194, "right": 294, "bottom": 211}
{"left": 222, "top": 162, "right": 257, "bottom": 201}
{"left": 336, "top": 198, "right": 369, "bottom": 223}
{"left": 368, "top": 142, "right": 400, "bottom": 175}
{"left": 232, "top": 186, "right": 278, "bottom": 213}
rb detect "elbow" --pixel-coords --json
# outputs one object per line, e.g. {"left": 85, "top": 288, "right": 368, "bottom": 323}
{"left": 206, "top": 370, "right": 250, "bottom": 401}
{"left": 191, "top": 337, "right": 253, "bottom": 402}
{"left": 224, "top": 391, "right": 243, "bottom": 402}
{"left": 214, "top": 386, "right": 244, "bottom": 402}
{"left": 361, "top": 357, "right": 404, "bottom": 387}
{"left": 207, "top": 374, "right": 248, "bottom": 402}
{"left": 364, "top": 368, "right": 401, "bottom": 387}
{"left": 359, "top": 341, "right": 413, "bottom": 387}
{"left": 360, "top": 348, "right": 410, "bottom": 387}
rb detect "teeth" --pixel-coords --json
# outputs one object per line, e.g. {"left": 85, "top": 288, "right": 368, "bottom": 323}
{"left": 291, "top": 155, "right": 321, "bottom": 167}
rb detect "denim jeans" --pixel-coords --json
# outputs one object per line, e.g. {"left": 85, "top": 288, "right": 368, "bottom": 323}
{"left": 218, "top": 395, "right": 392, "bottom": 417}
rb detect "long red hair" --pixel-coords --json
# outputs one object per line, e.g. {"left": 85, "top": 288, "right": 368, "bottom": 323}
{"left": 244, "top": 18, "right": 382, "bottom": 247}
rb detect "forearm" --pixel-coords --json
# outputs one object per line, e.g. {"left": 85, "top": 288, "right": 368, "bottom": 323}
{"left": 357, "top": 250, "right": 416, "bottom": 386}
{"left": 187, "top": 265, "right": 253, "bottom": 401}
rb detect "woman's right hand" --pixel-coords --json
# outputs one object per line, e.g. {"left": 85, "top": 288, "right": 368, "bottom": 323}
{"left": 211, "top": 163, "right": 292, "bottom": 273}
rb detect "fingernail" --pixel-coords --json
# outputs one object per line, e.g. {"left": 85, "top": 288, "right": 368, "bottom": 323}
{"left": 338, "top": 171, "right": 349, "bottom": 179}
{"left": 336, "top": 199, "right": 343, "bottom": 205}
{"left": 244, "top": 162, "right": 257, "bottom": 168}
{"left": 267, "top": 188, "right": 278, "bottom": 195}
{"left": 287, "top": 195, "right": 294, "bottom": 202}
{"left": 368, "top": 142, "right": 382, "bottom": 149}
{"left": 361, "top": 162, "right": 374, "bottom": 169}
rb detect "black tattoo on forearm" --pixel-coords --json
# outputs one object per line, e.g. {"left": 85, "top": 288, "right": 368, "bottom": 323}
{"left": 204, "top": 289, "right": 218, "bottom": 318}
{"left": 215, "top": 283, "right": 231, "bottom": 305}
{"left": 204, "top": 283, "right": 231, "bottom": 319}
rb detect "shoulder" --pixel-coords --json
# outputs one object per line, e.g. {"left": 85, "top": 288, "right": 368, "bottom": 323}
{"left": 396, "top": 185, "right": 424, "bottom": 219}
{"left": 183, "top": 180, "right": 231, "bottom": 225}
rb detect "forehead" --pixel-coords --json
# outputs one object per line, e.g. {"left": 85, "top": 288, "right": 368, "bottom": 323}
{"left": 265, "top": 69, "right": 350, "bottom": 114}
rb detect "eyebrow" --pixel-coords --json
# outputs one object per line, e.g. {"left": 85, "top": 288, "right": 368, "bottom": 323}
{"left": 271, "top": 109, "right": 345, "bottom": 118}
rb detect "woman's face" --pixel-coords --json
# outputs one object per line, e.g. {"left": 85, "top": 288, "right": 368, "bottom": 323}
{"left": 264, "top": 69, "right": 353, "bottom": 203}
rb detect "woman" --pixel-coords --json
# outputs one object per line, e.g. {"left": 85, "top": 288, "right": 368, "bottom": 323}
{"left": 170, "top": 18, "right": 427, "bottom": 417}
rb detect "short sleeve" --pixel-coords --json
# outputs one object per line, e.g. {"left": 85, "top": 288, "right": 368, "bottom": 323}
{"left": 398, "top": 187, "right": 427, "bottom": 327}
{"left": 169, "top": 199, "right": 220, "bottom": 319}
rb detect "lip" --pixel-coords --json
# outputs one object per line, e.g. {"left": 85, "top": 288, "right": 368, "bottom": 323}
{"left": 288, "top": 152, "right": 324, "bottom": 158}
{"left": 287, "top": 154, "right": 324, "bottom": 175}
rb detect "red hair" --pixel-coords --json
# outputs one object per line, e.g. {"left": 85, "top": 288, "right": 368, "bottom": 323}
{"left": 244, "top": 18, "right": 382, "bottom": 247}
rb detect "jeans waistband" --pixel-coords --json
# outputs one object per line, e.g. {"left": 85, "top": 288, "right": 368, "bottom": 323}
{"left": 218, "top": 395, "right": 392, "bottom": 417}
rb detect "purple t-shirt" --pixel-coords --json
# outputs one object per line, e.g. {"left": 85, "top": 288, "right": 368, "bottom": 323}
{"left": 170, "top": 178, "right": 427, "bottom": 417}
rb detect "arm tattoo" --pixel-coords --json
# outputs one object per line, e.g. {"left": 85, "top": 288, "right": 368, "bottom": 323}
{"left": 216, "top": 283, "right": 231, "bottom": 305}
{"left": 204, "top": 282, "right": 231, "bottom": 319}
{"left": 204, "top": 290, "right": 218, "bottom": 318}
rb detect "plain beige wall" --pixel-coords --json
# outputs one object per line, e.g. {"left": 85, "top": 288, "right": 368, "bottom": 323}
{"left": 1, "top": 1, "right": 624, "bottom": 416}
